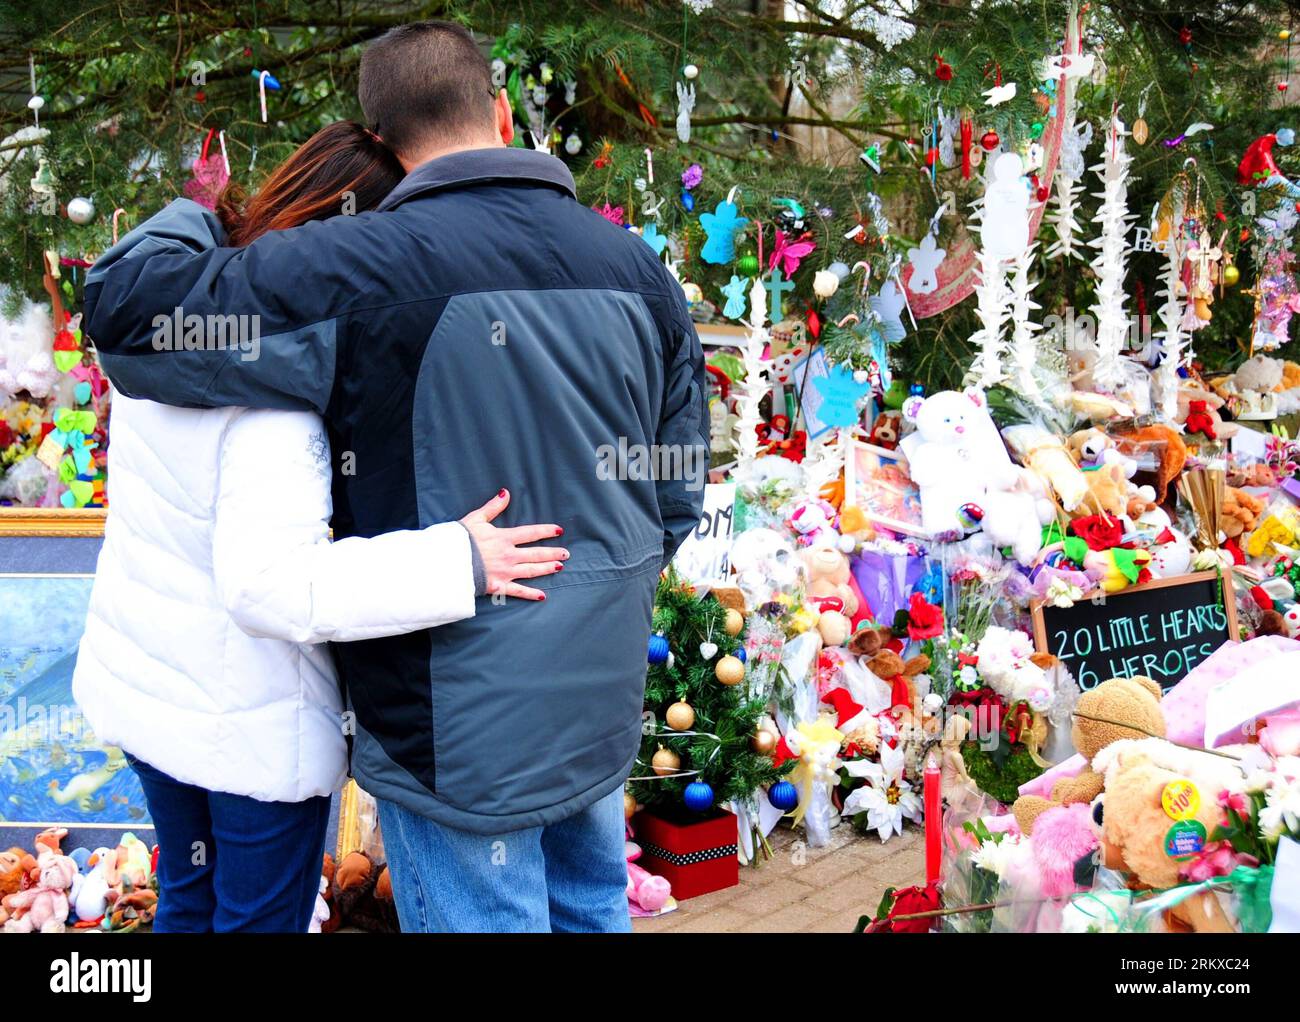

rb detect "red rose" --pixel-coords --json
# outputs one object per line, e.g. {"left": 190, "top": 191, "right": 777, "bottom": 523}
{"left": 864, "top": 882, "right": 942, "bottom": 933}
{"left": 1069, "top": 514, "right": 1125, "bottom": 551}
{"left": 906, "top": 592, "right": 944, "bottom": 640}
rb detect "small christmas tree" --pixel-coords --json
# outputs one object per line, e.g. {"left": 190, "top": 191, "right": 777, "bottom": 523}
{"left": 629, "top": 567, "right": 785, "bottom": 816}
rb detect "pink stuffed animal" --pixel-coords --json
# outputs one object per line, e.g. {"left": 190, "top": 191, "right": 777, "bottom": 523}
{"left": 626, "top": 841, "right": 672, "bottom": 915}
{"left": 2, "top": 850, "right": 77, "bottom": 933}
{"left": 1030, "top": 802, "right": 1099, "bottom": 899}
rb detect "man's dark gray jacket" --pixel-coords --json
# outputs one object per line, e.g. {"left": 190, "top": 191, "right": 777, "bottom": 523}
{"left": 83, "top": 147, "right": 707, "bottom": 833}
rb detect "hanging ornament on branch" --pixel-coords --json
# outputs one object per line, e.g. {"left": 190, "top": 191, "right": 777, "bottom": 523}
{"left": 731, "top": 266, "right": 774, "bottom": 480}
{"left": 1046, "top": 120, "right": 1091, "bottom": 262}
{"left": 1008, "top": 244, "right": 1045, "bottom": 405}
{"left": 966, "top": 152, "right": 1029, "bottom": 389}
{"left": 1086, "top": 112, "right": 1136, "bottom": 393}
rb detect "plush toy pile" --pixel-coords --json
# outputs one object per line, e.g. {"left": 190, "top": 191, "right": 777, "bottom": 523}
{"left": 1, "top": 827, "right": 156, "bottom": 933}
{"left": 940, "top": 643, "right": 1300, "bottom": 932}
{"left": 649, "top": 112, "right": 1300, "bottom": 930}
{"left": 0, "top": 271, "right": 110, "bottom": 509}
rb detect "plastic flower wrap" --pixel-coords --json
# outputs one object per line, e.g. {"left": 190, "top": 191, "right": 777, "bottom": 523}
{"left": 1030, "top": 562, "right": 1091, "bottom": 607}
{"left": 740, "top": 612, "right": 788, "bottom": 706}
{"left": 785, "top": 719, "right": 844, "bottom": 848}
{"left": 730, "top": 526, "right": 804, "bottom": 611}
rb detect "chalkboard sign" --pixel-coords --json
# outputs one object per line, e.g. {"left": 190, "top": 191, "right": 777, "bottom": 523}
{"left": 1031, "top": 571, "right": 1238, "bottom": 692}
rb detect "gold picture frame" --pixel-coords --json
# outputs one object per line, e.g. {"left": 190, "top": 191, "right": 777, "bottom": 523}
{"left": 0, "top": 508, "right": 107, "bottom": 537}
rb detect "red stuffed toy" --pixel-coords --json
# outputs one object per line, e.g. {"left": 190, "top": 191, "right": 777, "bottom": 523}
{"left": 1183, "top": 399, "right": 1218, "bottom": 439}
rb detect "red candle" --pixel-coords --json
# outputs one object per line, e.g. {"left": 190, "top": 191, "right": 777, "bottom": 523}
{"left": 924, "top": 751, "right": 942, "bottom": 886}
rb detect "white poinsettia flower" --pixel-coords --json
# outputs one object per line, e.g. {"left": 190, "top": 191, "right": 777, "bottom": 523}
{"left": 839, "top": 742, "right": 921, "bottom": 842}
{"left": 842, "top": 757, "right": 884, "bottom": 782}
{"left": 1260, "top": 774, "right": 1300, "bottom": 842}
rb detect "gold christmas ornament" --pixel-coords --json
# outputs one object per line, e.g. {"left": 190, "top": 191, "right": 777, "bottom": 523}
{"left": 623, "top": 791, "right": 637, "bottom": 819}
{"left": 1222, "top": 263, "right": 1241, "bottom": 286}
{"left": 751, "top": 730, "right": 777, "bottom": 755}
{"left": 1132, "top": 118, "right": 1149, "bottom": 145}
{"left": 651, "top": 746, "right": 681, "bottom": 776}
{"left": 724, "top": 609, "right": 744, "bottom": 637}
{"left": 715, "top": 654, "right": 745, "bottom": 686}
{"left": 666, "top": 700, "right": 696, "bottom": 731}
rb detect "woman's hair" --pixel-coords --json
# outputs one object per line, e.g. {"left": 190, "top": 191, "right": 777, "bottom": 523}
{"left": 216, "top": 120, "right": 404, "bottom": 246}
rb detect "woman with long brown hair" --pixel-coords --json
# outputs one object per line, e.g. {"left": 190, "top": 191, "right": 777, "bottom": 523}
{"left": 74, "top": 122, "right": 566, "bottom": 932}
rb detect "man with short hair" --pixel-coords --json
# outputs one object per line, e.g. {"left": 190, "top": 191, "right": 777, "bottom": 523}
{"left": 84, "top": 20, "right": 707, "bottom": 932}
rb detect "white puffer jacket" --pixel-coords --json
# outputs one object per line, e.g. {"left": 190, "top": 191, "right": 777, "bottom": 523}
{"left": 73, "top": 393, "right": 478, "bottom": 803}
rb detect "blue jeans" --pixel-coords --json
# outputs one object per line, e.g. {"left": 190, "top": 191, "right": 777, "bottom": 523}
{"left": 376, "top": 786, "right": 631, "bottom": 933}
{"left": 127, "top": 754, "right": 329, "bottom": 933}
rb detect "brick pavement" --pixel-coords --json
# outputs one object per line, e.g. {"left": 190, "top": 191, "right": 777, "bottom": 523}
{"left": 632, "top": 820, "right": 924, "bottom": 933}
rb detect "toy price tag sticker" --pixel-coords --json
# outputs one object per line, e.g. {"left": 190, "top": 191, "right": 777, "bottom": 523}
{"left": 1164, "top": 819, "right": 1207, "bottom": 860}
{"left": 1161, "top": 779, "right": 1201, "bottom": 821}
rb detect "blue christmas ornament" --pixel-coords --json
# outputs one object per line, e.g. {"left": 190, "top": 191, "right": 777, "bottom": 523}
{"left": 699, "top": 198, "right": 749, "bottom": 264}
{"left": 733, "top": 646, "right": 747, "bottom": 663}
{"left": 720, "top": 275, "right": 749, "bottom": 320}
{"left": 250, "top": 69, "right": 282, "bottom": 90}
{"left": 768, "top": 779, "right": 799, "bottom": 812}
{"left": 647, "top": 633, "right": 670, "bottom": 664}
{"left": 811, "top": 364, "right": 872, "bottom": 429}
{"left": 680, "top": 189, "right": 695, "bottom": 212}
{"left": 683, "top": 779, "right": 715, "bottom": 812}
{"left": 640, "top": 223, "right": 669, "bottom": 256}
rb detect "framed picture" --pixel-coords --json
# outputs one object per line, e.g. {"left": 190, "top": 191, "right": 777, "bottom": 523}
{"left": 0, "top": 509, "right": 156, "bottom": 846}
{"left": 844, "top": 439, "right": 928, "bottom": 537}
{"left": 0, "top": 508, "right": 371, "bottom": 859}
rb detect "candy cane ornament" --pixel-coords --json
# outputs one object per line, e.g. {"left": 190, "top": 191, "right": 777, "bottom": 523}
{"left": 259, "top": 70, "right": 272, "bottom": 123}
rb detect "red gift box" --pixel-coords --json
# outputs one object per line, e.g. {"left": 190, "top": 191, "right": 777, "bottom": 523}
{"left": 632, "top": 807, "right": 739, "bottom": 901}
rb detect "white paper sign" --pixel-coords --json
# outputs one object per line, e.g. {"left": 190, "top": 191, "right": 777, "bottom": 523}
{"left": 672, "top": 483, "right": 737, "bottom": 584}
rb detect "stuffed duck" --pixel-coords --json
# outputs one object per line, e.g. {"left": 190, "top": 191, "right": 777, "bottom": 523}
{"left": 73, "top": 847, "right": 116, "bottom": 924}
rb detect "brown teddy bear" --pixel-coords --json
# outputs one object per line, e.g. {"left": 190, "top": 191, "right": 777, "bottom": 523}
{"left": 1221, "top": 487, "right": 1266, "bottom": 540}
{"left": 1075, "top": 461, "right": 1128, "bottom": 519}
{"left": 868, "top": 410, "right": 901, "bottom": 450}
{"left": 848, "top": 625, "right": 934, "bottom": 710}
{"left": 333, "top": 850, "right": 400, "bottom": 933}
{"left": 1093, "top": 738, "right": 1246, "bottom": 932}
{"left": 1012, "top": 675, "right": 1165, "bottom": 834}
{"left": 847, "top": 624, "right": 895, "bottom": 659}
{"left": 800, "top": 546, "right": 860, "bottom": 618}
{"left": 864, "top": 646, "right": 932, "bottom": 712}
{"left": 1113, "top": 424, "right": 1187, "bottom": 506}
{"left": 0, "top": 848, "right": 33, "bottom": 899}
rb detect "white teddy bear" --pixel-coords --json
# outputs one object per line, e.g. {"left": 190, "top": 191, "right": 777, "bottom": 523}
{"left": 0, "top": 296, "right": 58, "bottom": 402}
{"left": 899, "top": 389, "right": 1048, "bottom": 565}
{"left": 974, "top": 626, "right": 1053, "bottom": 710}
{"left": 1225, "top": 354, "right": 1283, "bottom": 420}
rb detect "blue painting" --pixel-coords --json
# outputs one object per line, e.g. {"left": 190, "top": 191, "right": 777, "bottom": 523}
{"left": 0, "top": 575, "right": 150, "bottom": 825}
